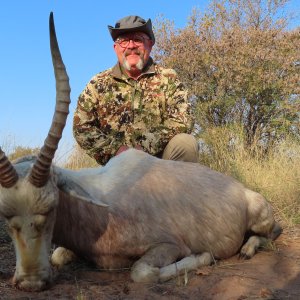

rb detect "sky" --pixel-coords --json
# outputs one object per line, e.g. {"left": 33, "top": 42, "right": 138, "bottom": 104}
{"left": 0, "top": 1, "right": 299, "bottom": 163}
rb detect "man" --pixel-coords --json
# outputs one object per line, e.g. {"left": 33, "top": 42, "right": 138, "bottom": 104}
{"left": 73, "top": 15, "right": 198, "bottom": 165}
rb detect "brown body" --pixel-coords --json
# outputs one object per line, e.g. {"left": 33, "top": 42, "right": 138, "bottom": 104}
{"left": 53, "top": 151, "right": 252, "bottom": 266}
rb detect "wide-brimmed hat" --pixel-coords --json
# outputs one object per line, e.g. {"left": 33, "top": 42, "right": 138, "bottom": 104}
{"left": 108, "top": 15, "right": 155, "bottom": 43}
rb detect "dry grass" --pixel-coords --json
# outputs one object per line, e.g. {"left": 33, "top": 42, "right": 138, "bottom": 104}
{"left": 64, "top": 144, "right": 98, "bottom": 170}
{"left": 64, "top": 133, "right": 300, "bottom": 226}
{"left": 2, "top": 130, "right": 299, "bottom": 226}
{"left": 199, "top": 126, "right": 300, "bottom": 227}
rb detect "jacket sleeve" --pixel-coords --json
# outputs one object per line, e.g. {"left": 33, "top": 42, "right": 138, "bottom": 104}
{"left": 73, "top": 78, "right": 121, "bottom": 165}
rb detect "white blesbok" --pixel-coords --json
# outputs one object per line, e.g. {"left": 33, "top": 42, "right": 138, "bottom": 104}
{"left": 0, "top": 13, "right": 281, "bottom": 292}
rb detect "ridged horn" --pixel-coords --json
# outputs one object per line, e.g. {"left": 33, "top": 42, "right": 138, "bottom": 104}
{"left": 29, "top": 12, "right": 71, "bottom": 187}
{"left": 0, "top": 148, "right": 19, "bottom": 188}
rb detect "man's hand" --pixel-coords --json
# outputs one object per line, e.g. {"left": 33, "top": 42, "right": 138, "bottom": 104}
{"left": 134, "top": 145, "right": 143, "bottom": 151}
{"left": 115, "top": 145, "right": 143, "bottom": 156}
{"left": 115, "top": 145, "right": 130, "bottom": 156}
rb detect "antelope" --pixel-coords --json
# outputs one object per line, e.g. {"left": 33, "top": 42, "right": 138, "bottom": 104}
{"left": 0, "top": 13, "right": 281, "bottom": 292}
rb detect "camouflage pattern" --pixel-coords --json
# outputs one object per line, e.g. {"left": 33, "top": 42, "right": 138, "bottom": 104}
{"left": 73, "top": 58, "right": 194, "bottom": 165}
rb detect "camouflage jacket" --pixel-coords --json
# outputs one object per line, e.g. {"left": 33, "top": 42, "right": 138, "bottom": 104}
{"left": 73, "top": 58, "right": 194, "bottom": 165}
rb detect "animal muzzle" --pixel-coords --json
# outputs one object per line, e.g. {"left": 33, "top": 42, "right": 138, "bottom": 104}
{"left": 13, "top": 268, "right": 52, "bottom": 291}
{"left": 269, "top": 222, "right": 283, "bottom": 240}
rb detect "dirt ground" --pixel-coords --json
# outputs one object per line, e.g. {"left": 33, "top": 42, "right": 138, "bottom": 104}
{"left": 0, "top": 220, "right": 299, "bottom": 300}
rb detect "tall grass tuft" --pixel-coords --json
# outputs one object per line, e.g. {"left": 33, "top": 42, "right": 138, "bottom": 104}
{"left": 64, "top": 144, "right": 98, "bottom": 170}
{"left": 199, "top": 126, "right": 300, "bottom": 227}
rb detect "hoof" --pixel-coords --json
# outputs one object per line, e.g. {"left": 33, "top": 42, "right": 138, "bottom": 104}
{"left": 131, "top": 262, "right": 160, "bottom": 283}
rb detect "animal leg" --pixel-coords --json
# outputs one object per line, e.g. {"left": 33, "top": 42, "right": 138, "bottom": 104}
{"left": 159, "top": 252, "right": 212, "bottom": 282}
{"left": 240, "top": 222, "right": 282, "bottom": 259}
{"left": 51, "top": 247, "right": 77, "bottom": 269}
{"left": 131, "top": 243, "right": 187, "bottom": 283}
{"left": 239, "top": 236, "right": 268, "bottom": 259}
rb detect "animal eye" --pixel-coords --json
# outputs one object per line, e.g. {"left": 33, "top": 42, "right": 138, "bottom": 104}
{"left": 0, "top": 211, "right": 15, "bottom": 220}
{"left": 40, "top": 208, "right": 54, "bottom": 217}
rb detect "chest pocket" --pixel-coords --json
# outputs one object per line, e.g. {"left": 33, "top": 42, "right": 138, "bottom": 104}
{"left": 137, "top": 87, "right": 166, "bottom": 126}
{"left": 99, "top": 88, "right": 133, "bottom": 128}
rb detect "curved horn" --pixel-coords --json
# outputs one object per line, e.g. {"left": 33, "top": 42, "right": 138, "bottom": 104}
{"left": 0, "top": 148, "right": 18, "bottom": 188}
{"left": 29, "top": 12, "right": 71, "bottom": 187}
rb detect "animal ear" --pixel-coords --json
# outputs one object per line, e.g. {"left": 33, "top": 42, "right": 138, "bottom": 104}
{"left": 54, "top": 167, "right": 108, "bottom": 208}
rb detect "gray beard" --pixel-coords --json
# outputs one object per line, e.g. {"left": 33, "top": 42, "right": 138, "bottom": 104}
{"left": 123, "top": 56, "right": 144, "bottom": 71}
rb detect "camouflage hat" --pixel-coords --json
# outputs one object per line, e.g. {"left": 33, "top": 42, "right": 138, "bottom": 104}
{"left": 108, "top": 15, "right": 155, "bottom": 43}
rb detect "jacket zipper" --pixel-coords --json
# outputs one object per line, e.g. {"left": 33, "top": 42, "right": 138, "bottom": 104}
{"left": 131, "top": 81, "right": 137, "bottom": 122}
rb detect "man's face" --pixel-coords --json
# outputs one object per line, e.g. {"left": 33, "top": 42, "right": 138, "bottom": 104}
{"left": 113, "top": 31, "right": 153, "bottom": 74}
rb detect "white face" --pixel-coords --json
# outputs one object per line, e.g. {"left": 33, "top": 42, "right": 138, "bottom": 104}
{"left": 0, "top": 164, "right": 59, "bottom": 291}
{"left": 113, "top": 31, "right": 154, "bottom": 77}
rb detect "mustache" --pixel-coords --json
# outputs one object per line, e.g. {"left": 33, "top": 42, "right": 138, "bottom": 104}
{"left": 124, "top": 49, "right": 141, "bottom": 56}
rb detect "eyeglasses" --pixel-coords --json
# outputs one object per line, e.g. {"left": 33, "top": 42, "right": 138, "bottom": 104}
{"left": 115, "top": 35, "right": 150, "bottom": 48}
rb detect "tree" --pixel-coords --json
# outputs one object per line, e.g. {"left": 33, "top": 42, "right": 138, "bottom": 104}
{"left": 153, "top": 0, "right": 300, "bottom": 152}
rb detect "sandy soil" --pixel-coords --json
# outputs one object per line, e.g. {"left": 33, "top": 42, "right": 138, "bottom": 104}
{"left": 0, "top": 220, "right": 299, "bottom": 300}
